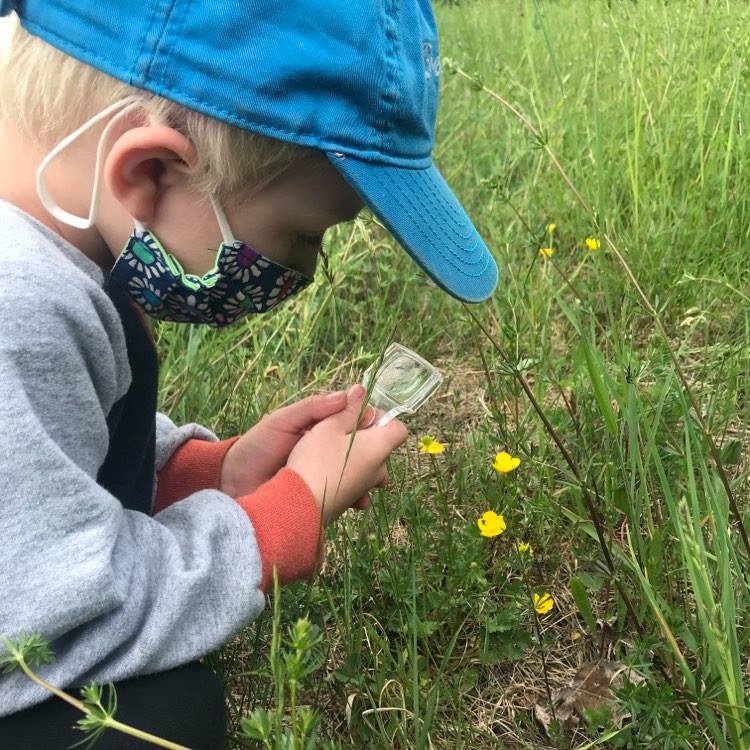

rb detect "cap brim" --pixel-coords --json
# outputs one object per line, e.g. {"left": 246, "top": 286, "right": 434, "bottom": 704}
{"left": 326, "top": 153, "right": 498, "bottom": 303}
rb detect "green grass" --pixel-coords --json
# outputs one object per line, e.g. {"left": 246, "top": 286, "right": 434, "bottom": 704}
{"left": 157, "top": 1, "right": 750, "bottom": 747}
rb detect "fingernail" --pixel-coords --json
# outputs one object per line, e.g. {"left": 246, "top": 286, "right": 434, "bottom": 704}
{"left": 349, "top": 384, "right": 365, "bottom": 401}
{"left": 326, "top": 391, "right": 346, "bottom": 401}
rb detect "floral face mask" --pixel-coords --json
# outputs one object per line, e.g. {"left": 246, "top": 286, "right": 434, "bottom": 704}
{"left": 37, "top": 97, "right": 312, "bottom": 327}
{"left": 110, "top": 199, "right": 311, "bottom": 327}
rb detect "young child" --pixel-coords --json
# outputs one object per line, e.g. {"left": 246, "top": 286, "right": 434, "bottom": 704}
{"left": 0, "top": 0, "right": 497, "bottom": 746}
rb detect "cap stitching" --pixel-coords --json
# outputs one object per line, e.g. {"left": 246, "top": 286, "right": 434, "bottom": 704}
{"left": 415, "top": 170, "right": 466, "bottom": 228}
{"left": 417, "top": 171, "right": 473, "bottom": 236}
{"left": 157, "top": 80, "right": 431, "bottom": 162}
{"left": 382, "top": 168, "right": 475, "bottom": 248}
{"left": 139, "top": 80, "right": 428, "bottom": 162}
{"left": 130, "top": 0, "right": 161, "bottom": 86}
{"left": 143, "top": 0, "right": 180, "bottom": 84}
{"left": 374, "top": 173, "right": 486, "bottom": 268}
{"left": 376, "top": 0, "right": 401, "bottom": 153}
{"left": 153, "top": 0, "right": 193, "bottom": 93}
{"left": 368, "top": 168, "right": 489, "bottom": 277}
{"left": 371, "top": 1, "right": 390, "bottom": 141}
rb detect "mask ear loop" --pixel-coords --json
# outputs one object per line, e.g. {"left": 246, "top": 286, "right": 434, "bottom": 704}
{"left": 131, "top": 175, "right": 234, "bottom": 265}
{"left": 37, "top": 96, "right": 143, "bottom": 230}
{"left": 208, "top": 194, "right": 236, "bottom": 246}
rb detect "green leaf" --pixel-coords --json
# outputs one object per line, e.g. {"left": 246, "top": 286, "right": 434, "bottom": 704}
{"left": 239, "top": 708, "right": 273, "bottom": 742}
{"left": 557, "top": 297, "right": 618, "bottom": 436}
{"left": 570, "top": 577, "right": 598, "bottom": 635}
{"left": 479, "top": 627, "right": 530, "bottom": 664}
{"left": 581, "top": 340, "right": 619, "bottom": 436}
{"left": 416, "top": 620, "right": 441, "bottom": 638}
{"left": 484, "top": 610, "right": 522, "bottom": 634}
{"left": 720, "top": 439, "right": 742, "bottom": 465}
{"left": 0, "top": 634, "right": 54, "bottom": 672}
{"left": 576, "top": 571, "right": 606, "bottom": 593}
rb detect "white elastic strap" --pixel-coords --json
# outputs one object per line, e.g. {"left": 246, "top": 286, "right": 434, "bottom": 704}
{"left": 36, "top": 96, "right": 143, "bottom": 230}
{"left": 377, "top": 406, "right": 407, "bottom": 427}
{"left": 208, "top": 194, "right": 236, "bottom": 245}
{"left": 128, "top": 180, "right": 234, "bottom": 245}
{"left": 134, "top": 194, "right": 234, "bottom": 253}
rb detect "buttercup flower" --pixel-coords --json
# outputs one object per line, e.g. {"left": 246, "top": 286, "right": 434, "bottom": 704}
{"left": 492, "top": 451, "right": 521, "bottom": 474}
{"left": 477, "top": 511, "right": 507, "bottom": 538}
{"left": 538, "top": 247, "right": 555, "bottom": 258}
{"left": 517, "top": 542, "right": 532, "bottom": 556}
{"left": 585, "top": 236, "right": 600, "bottom": 251}
{"left": 533, "top": 592, "right": 555, "bottom": 615}
{"left": 546, "top": 222, "right": 556, "bottom": 234}
{"left": 419, "top": 436, "right": 445, "bottom": 454}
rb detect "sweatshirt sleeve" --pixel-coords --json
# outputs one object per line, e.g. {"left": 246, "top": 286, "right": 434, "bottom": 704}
{"left": 153, "top": 437, "right": 322, "bottom": 593}
{"left": 154, "top": 411, "right": 220, "bottom": 472}
{"left": 0, "top": 273, "right": 270, "bottom": 716}
{"left": 152, "top": 422, "right": 239, "bottom": 512}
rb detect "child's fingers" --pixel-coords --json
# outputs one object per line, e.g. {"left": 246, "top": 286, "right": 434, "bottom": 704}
{"left": 353, "top": 493, "right": 371, "bottom": 510}
{"left": 353, "top": 468, "right": 389, "bottom": 509}
{"left": 321, "top": 386, "right": 394, "bottom": 434}
{"left": 324, "top": 384, "right": 369, "bottom": 433}
{"left": 270, "top": 390, "right": 347, "bottom": 432}
{"left": 363, "top": 417, "right": 408, "bottom": 459}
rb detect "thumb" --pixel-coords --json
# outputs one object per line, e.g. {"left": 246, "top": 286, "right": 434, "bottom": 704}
{"left": 268, "top": 390, "right": 347, "bottom": 433}
{"left": 325, "top": 384, "right": 374, "bottom": 434}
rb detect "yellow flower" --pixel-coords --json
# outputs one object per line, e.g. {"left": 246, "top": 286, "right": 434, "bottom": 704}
{"left": 419, "top": 436, "right": 445, "bottom": 454}
{"left": 492, "top": 451, "right": 521, "bottom": 474}
{"left": 517, "top": 542, "right": 532, "bottom": 556}
{"left": 533, "top": 592, "right": 555, "bottom": 615}
{"left": 546, "top": 222, "right": 556, "bottom": 234}
{"left": 538, "top": 246, "right": 555, "bottom": 258}
{"left": 477, "top": 511, "right": 507, "bottom": 538}
{"left": 585, "top": 236, "right": 600, "bottom": 251}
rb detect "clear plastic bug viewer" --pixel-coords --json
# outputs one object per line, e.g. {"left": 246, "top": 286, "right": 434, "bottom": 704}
{"left": 362, "top": 343, "right": 443, "bottom": 426}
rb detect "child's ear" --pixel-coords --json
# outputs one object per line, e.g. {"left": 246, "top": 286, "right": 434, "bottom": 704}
{"left": 103, "top": 126, "right": 197, "bottom": 223}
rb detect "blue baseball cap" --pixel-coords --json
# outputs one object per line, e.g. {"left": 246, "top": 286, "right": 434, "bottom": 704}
{"left": 1, "top": 0, "right": 498, "bottom": 302}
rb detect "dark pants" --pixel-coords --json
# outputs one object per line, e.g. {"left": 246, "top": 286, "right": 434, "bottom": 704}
{"left": 0, "top": 661, "right": 227, "bottom": 749}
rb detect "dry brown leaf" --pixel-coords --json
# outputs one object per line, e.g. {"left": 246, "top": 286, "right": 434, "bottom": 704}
{"left": 534, "top": 702, "right": 553, "bottom": 734}
{"left": 533, "top": 660, "right": 645, "bottom": 733}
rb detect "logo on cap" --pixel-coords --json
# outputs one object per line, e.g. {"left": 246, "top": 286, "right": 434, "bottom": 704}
{"left": 423, "top": 42, "right": 441, "bottom": 81}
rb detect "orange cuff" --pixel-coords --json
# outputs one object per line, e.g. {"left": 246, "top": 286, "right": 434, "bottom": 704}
{"left": 237, "top": 468, "right": 322, "bottom": 593}
{"left": 153, "top": 436, "right": 240, "bottom": 514}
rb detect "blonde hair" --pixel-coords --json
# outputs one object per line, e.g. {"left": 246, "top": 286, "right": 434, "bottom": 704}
{"left": 0, "top": 20, "right": 310, "bottom": 202}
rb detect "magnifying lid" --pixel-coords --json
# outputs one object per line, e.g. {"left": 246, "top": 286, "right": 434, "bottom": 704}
{"left": 362, "top": 343, "right": 443, "bottom": 427}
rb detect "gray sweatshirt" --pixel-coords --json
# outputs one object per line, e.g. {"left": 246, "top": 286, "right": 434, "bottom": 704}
{"left": 0, "top": 200, "right": 266, "bottom": 716}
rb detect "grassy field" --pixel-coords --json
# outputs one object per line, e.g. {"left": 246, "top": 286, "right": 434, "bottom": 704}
{"left": 155, "top": 1, "right": 750, "bottom": 747}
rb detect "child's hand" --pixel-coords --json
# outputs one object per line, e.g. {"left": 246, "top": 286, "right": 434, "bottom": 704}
{"left": 220, "top": 387, "right": 378, "bottom": 498}
{"left": 286, "top": 385, "right": 408, "bottom": 525}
